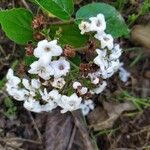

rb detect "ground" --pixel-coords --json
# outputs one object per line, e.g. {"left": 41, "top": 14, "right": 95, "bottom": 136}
{"left": 0, "top": 0, "right": 150, "bottom": 150}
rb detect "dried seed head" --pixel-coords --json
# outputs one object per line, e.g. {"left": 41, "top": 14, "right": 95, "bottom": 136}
{"left": 63, "top": 45, "right": 76, "bottom": 58}
{"left": 25, "top": 44, "right": 34, "bottom": 56}
{"left": 79, "top": 63, "right": 99, "bottom": 76}
{"left": 32, "top": 15, "right": 46, "bottom": 30}
{"left": 85, "top": 41, "right": 97, "bottom": 62}
{"left": 17, "top": 62, "right": 26, "bottom": 77}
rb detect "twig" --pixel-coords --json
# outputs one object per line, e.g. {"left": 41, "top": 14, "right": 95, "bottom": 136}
{"left": 27, "top": 111, "right": 42, "bottom": 143}
{"left": 21, "top": 0, "right": 31, "bottom": 11}
{"left": 67, "top": 125, "right": 76, "bottom": 150}
{"left": 0, "top": 137, "right": 41, "bottom": 145}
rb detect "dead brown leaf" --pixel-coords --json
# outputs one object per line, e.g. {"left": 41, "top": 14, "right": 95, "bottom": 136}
{"left": 45, "top": 108, "right": 73, "bottom": 150}
{"left": 131, "top": 25, "right": 150, "bottom": 49}
{"left": 89, "top": 101, "right": 135, "bottom": 131}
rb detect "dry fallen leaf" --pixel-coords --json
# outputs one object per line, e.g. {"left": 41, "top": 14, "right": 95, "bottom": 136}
{"left": 45, "top": 108, "right": 74, "bottom": 150}
{"left": 89, "top": 101, "right": 135, "bottom": 131}
{"left": 131, "top": 25, "right": 150, "bottom": 49}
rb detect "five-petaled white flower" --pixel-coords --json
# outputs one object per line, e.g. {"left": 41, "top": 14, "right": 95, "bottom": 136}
{"left": 92, "top": 81, "right": 107, "bottom": 94}
{"left": 28, "top": 60, "right": 54, "bottom": 80}
{"left": 40, "top": 88, "right": 61, "bottom": 103}
{"left": 51, "top": 77, "right": 66, "bottom": 89}
{"left": 34, "top": 39, "right": 63, "bottom": 64}
{"left": 109, "top": 44, "right": 122, "bottom": 60}
{"left": 89, "top": 14, "right": 106, "bottom": 34}
{"left": 59, "top": 93, "right": 82, "bottom": 113}
{"left": 51, "top": 57, "right": 70, "bottom": 78}
{"left": 95, "top": 33, "right": 114, "bottom": 50}
{"left": 6, "top": 68, "right": 21, "bottom": 87}
{"left": 119, "top": 66, "right": 130, "bottom": 82}
{"left": 94, "top": 49, "right": 108, "bottom": 72}
{"left": 79, "top": 21, "right": 91, "bottom": 34}
{"left": 80, "top": 99, "right": 94, "bottom": 116}
{"left": 23, "top": 97, "right": 42, "bottom": 113}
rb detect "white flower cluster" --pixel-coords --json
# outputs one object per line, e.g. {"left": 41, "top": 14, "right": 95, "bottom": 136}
{"left": 6, "top": 39, "right": 94, "bottom": 115}
{"left": 5, "top": 13, "right": 127, "bottom": 116}
{"left": 79, "top": 13, "right": 123, "bottom": 93}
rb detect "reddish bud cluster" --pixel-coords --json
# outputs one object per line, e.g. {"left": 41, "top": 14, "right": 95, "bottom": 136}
{"left": 25, "top": 44, "right": 34, "bottom": 56}
{"left": 79, "top": 63, "right": 99, "bottom": 76}
{"left": 32, "top": 15, "right": 46, "bottom": 30}
{"left": 63, "top": 45, "right": 76, "bottom": 58}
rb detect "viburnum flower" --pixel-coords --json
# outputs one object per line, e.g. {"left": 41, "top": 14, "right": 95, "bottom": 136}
{"left": 88, "top": 72, "right": 100, "bottom": 85}
{"left": 109, "top": 44, "right": 122, "bottom": 60}
{"left": 93, "top": 81, "right": 107, "bottom": 94}
{"left": 94, "top": 49, "right": 108, "bottom": 72}
{"left": 73, "top": 81, "right": 82, "bottom": 89}
{"left": 23, "top": 97, "right": 42, "bottom": 113}
{"left": 41, "top": 102, "right": 57, "bottom": 112}
{"left": 28, "top": 60, "right": 54, "bottom": 80}
{"left": 9, "top": 88, "right": 28, "bottom": 101}
{"left": 40, "top": 88, "right": 61, "bottom": 103}
{"left": 79, "top": 21, "right": 91, "bottom": 34}
{"left": 102, "top": 59, "right": 121, "bottom": 79}
{"left": 58, "top": 93, "right": 82, "bottom": 113}
{"left": 6, "top": 68, "right": 21, "bottom": 87}
{"left": 89, "top": 14, "right": 106, "bottom": 33}
{"left": 22, "top": 78, "right": 41, "bottom": 90}
{"left": 51, "top": 77, "right": 66, "bottom": 89}
{"left": 95, "top": 33, "right": 114, "bottom": 50}
{"left": 51, "top": 57, "right": 70, "bottom": 78}
{"left": 119, "top": 66, "right": 130, "bottom": 82}
{"left": 78, "top": 87, "right": 88, "bottom": 95}
{"left": 80, "top": 99, "right": 94, "bottom": 116}
{"left": 33, "top": 39, "right": 63, "bottom": 64}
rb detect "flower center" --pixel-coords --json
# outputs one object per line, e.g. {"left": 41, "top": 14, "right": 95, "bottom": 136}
{"left": 45, "top": 46, "right": 51, "bottom": 52}
{"left": 59, "top": 65, "right": 64, "bottom": 70}
{"left": 96, "top": 20, "right": 101, "bottom": 27}
{"left": 104, "top": 37, "right": 109, "bottom": 41}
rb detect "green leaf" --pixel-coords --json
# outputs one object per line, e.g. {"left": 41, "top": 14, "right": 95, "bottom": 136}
{"left": 50, "top": 23, "right": 88, "bottom": 48}
{"left": 76, "top": 3, "right": 129, "bottom": 38}
{"left": 24, "top": 55, "right": 38, "bottom": 66}
{"left": 69, "top": 55, "right": 81, "bottom": 66}
{"left": 35, "top": 0, "right": 74, "bottom": 20}
{"left": 0, "top": 8, "right": 33, "bottom": 45}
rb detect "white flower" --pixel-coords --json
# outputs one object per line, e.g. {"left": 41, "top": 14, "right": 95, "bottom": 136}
{"left": 79, "top": 87, "right": 88, "bottom": 95}
{"left": 33, "top": 39, "right": 62, "bottom": 64}
{"left": 41, "top": 102, "right": 57, "bottom": 112}
{"left": 80, "top": 103, "right": 90, "bottom": 116}
{"left": 22, "top": 78, "right": 41, "bottom": 91}
{"left": 109, "top": 44, "right": 122, "bottom": 60}
{"left": 119, "top": 67, "right": 130, "bottom": 82}
{"left": 79, "top": 21, "right": 91, "bottom": 34}
{"left": 23, "top": 97, "right": 42, "bottom": 113}
{"left": 59, "top": 93, "right": 82, "bottom": 113}
{"left": 103, "top": 59, "right": 120, "bottom": 78}
{"left": 51, "top": 57, "right": 70, "bottom": 78}
{"left": 92, "top": 81, "right": 107, "bottom": 94}
{"left": 89, "top": 14, "right": 106, "bottom": 33}
{"left": 80, "top": 99, "right": 94, "bottom": 116}
{"left": 6, "top": 68, "right": 21, "bottom": 87}
{"left": 51, "top": 77, "right": 66, "bottom": 89}
{"left": 88, "top": 72, "right": 100, "bottom": 85}
{"left": 12, "top": 89, "right": 29, "bottom": 101}
{"left": 94, "top": 49, "right": 108, "bottom": 72}
{"left": 6, "top": 87, "right": 28, "bottom": 101}
{"left": 73, "top": 81, "right": 81, "bottom": 89}
{"left": 28, "top": 60, "right": 54, "bottom": 80}
{"left": 40, "top": 88, "right": 61, "bottom": 103}
{"left": 95, "top": 33, "right": 114, "bottom": 50}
